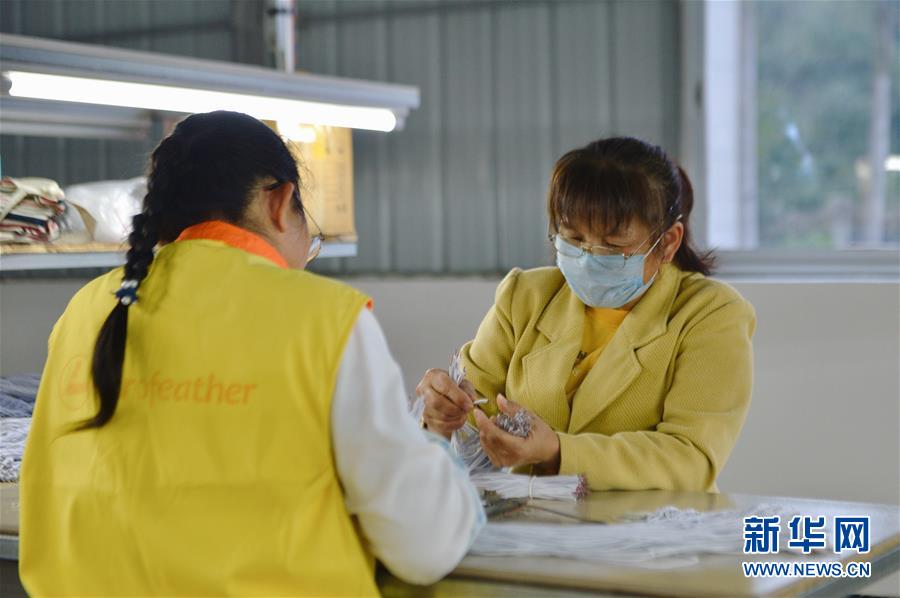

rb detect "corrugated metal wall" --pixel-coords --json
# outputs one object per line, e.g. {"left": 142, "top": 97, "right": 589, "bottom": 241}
{"left": 297, "top": 0, "right": 681, "bottom": 275}
{"left": 0, "top": 0, "right": 263, "bottom": 192}
{"left": 0, "top": 0, "right": 680, "bottom": 275}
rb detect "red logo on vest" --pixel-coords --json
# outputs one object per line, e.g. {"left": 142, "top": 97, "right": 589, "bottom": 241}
{"left": 59, "top": 354, "right": 89, "bottom": 411}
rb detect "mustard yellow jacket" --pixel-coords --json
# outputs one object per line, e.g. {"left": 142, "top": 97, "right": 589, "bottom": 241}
{"left": 460, "top": 263, "right": 755, "bottom": 492}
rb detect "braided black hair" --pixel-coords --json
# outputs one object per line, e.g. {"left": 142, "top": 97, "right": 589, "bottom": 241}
{"left": 77, "top": 111, "right": 300, "bottom": 430}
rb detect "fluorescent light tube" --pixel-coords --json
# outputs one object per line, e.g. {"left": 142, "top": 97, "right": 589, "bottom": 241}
{"left": 5, "top": 70, "right": 397, "bottom": 132}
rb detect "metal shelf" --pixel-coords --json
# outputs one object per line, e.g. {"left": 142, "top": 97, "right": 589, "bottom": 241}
{"left": 0, "top": 534, "right": 17, "bottom": 561}
{"left": 0, "top": 96, "right": 152, "bottom": 140}
{"left": 0, "top": 242, "right": 356, "bottom": 272}
{"left": 0, "top": 34, "right": 390, "bottom": 271}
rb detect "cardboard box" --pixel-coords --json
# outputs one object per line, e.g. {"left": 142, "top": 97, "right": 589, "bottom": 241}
{"left": 267, "top": 122, "right": 356, "bottom": 240}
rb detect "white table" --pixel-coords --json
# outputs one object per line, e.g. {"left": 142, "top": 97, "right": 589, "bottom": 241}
{"left": 381, "top": 490, "right": 899, "bottom": 597}
{"left": 3, "top": 484, "right": 898, "bottom": 596}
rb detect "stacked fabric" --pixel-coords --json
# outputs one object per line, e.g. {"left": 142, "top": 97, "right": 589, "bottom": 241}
{"left": 0, "top": 177, "right": 67, "bottom": 243}
{"left": 0, "top": 373, "right": 39, "bottom": 418}
{"left": 0, "top": 374, "right": 40, "bottom": 483}
{"left": 1, "top": 418, "right": 30, "bottom": 482}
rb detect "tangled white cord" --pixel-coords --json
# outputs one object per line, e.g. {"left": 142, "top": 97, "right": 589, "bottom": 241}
{"left": 469, "top": 504, "right": 791, "bottom": 568}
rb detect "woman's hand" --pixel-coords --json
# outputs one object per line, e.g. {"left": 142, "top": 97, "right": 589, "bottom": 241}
{"left": 416, "top": 369, "right": 476, "bottom": 440}
{"left": 474, "top": 395, "right": 561, "bottom": 473}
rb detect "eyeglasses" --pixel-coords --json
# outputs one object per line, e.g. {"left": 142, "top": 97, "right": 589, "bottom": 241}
{"left": 301, "top": 200, "right": 324, "bottom": 264}
{"left": 265, "top": 181, "right": 325, "bottom": 264}
{"left": 549, "top": 229, "right": 665, "bottom": 271}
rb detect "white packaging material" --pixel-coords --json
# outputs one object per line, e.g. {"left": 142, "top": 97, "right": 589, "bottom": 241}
{"left": 64, "top": 177, "right": 146, "bottom": 243}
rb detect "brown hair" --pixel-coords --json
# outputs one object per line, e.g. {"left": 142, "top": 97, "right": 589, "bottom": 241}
{"left": 547, "top": 137, "right": 715, "bottom": 275}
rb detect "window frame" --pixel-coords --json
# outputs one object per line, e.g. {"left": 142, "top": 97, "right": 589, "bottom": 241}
{"left": 679, "top": 1, "right": 899, "bottom": 283}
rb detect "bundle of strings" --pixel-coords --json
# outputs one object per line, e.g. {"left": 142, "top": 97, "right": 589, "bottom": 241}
{"left": 450, "top": 352, "right": 533, "bottom": 438}
{"left": 471, "top": 472, "right": 588, "bottom": 501}
{"left": 410, "top": 352, "right": 535, "bottom": 473}
{"left": 495, "top": 410, "right": 533, "bottom": 438}
{"left": 470, "top": 504, "right": 788, "bottom": 568}
{"left": 448, "top": 352, "right": 495, "bottom": 473}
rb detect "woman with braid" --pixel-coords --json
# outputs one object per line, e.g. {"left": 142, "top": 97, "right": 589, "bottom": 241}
{"left": 19, "top": 111, "right": 483, "bottom": 596}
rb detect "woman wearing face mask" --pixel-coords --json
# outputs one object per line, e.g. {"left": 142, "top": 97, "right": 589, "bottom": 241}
{"left": 20, "top": 111, "right": 483, "bottom": 596}
{"left": 418, "top": 136, "right": 755, "bottom": 492}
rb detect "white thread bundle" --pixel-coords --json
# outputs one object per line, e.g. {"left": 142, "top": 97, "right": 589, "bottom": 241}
{"left": 0, "top": 417, "right": 30, "bottom": 482}
{"left": 0, "top": 455, "right": 17, "bottom": 483}
{"left": 451, "top": 352, "right": 534, "bottom": 439}
{"left": 410, "top": 352, "right": 538, "bottom": 473}
{"left": 448, "top": 352, "right": 496, "bottom": 473}
{"left": 448, "top": 351, "right": 467, "bottom": 389}
{"left": 470, "top": 505, "right": 784, "bottom": 567}
{"left": 494, "top": 410, "right": 533, "bottom": 438}
{"left": 471, "top": 472, "right": 588, "bottom": 501}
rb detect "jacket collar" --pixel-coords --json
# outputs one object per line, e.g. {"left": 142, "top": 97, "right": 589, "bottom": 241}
{"left": 620, "top": 263, "right": 682, "bottom": 349}
{"left": 175, "top": 220, "right": 289, "bottom": 269}
{"left": 535, "top": 276, "right": 584, "bottom": 342}
{"left": 531, "top": 264, "right": 683, "bottom": 433}
{"left": 536, "top": 263, "right": 680, "bottom": 349}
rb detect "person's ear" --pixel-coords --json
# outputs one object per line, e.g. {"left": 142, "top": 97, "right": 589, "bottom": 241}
{"left": 265, "top": 182, "right": 295, "bottom": 233}
{"left": 661, "top": 221, "right": 684, "bottom": 263}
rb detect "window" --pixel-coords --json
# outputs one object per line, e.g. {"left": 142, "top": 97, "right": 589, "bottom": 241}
{"left": 697, "top": 0, "right": 898, "bottom": 275}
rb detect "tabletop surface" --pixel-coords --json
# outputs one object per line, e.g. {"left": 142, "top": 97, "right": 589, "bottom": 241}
{"left": 385, "top": 489, "right": 900, "bottom": 597}
{"left": 0, "top": 484, "right": 17, "bottom": 535}
{"left": 3, "top": 483, "right": 898, "bottom": 596}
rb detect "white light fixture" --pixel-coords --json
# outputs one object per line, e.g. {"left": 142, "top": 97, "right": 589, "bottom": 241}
{"left": 885, "top": 155, "right": 900, "bottom": 172}
{"left": 6, "top": 71, "right": 398, "bottom": 132}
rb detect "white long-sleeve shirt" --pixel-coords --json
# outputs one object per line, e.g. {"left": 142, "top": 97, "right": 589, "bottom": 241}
{"left": 331, "top": 308, "right": 485, "bottom": 585}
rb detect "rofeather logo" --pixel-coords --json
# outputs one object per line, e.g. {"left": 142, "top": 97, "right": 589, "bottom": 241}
{"left": 59, "top": 354, "right": 89, "bottom": 411}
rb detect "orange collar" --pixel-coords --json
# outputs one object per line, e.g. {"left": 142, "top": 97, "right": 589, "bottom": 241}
{"left": 175, "top": 220, "right": 289, "bottom": 269}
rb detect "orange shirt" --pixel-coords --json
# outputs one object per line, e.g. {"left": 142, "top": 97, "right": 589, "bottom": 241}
{"left": 564, "top": 306, "right": 630, "bottom": 402}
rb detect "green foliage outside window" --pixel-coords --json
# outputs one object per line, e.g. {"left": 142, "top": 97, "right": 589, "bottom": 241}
{"left": 757, "top": 0, "right": 899, "bottom": 248}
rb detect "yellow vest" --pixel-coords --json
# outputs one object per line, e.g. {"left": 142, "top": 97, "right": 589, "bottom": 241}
{"left": 20, "top": 224, "right": 376, "bottom": 596}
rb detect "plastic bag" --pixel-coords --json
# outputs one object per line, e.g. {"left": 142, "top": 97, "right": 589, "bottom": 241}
{"left": 64, "top": 177, "right": 145, "bottom": 243}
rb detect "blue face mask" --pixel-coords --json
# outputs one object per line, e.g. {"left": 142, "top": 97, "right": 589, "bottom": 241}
{"left": 554, "top": 234, "right": 662, "bottom": 309}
